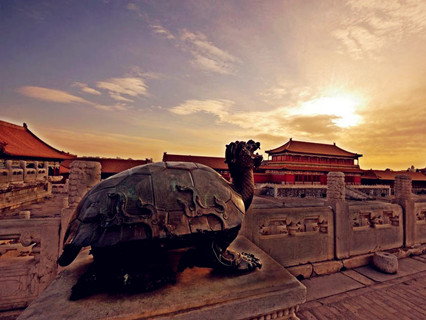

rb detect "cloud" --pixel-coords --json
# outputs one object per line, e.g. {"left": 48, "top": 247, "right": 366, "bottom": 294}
{"left": 151, "top": 24, "right": 175, "bottom": 40}
{"left": 180, "top": 29, "right": 240, "bottom": 74}
{"left": 72, "top": 82, "right": 101, "bottom": 96}
{"left": 109, "top": 93, "right": 134, "bottom": 102}
{"left": 334, "top": 0, "right": 426, "bottom": 59}
{"left": 169, "top": 98, "right": 342, "bottom": 143}
{"left": 93, "top": 104, "right": 129, "bottom": 111}
{"left": 170, "top": 99, "right": 232, "bottom": 120}
{"left": 96, "top": 77, "right": 148, "bottom": 102}
{"left": 146, "top": 21, "right": 240, "bottom": 74}
{"left": 260, "top": 82, "right": 315, "bottom": 105}
{"left": 19, "top": 73, "right": 150, "bottom": 110}
{"left": 17, "top": 85, "right": 127, "bottom": 112}
{"left": 338, "top": 86, "right": 426, "bottom": 169}
{"left": 18, "top": 86, "right": 92, "bottom": 104}
{"left": 287, "top": 115, "right": 340, "bottom": 135}
{"left": 126, "top": 3, "right": 240, "bottom": 76}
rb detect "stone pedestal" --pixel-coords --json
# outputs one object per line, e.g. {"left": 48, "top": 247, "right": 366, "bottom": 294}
{"left": 18, "top": 236, "right": 306, "bottom": 320}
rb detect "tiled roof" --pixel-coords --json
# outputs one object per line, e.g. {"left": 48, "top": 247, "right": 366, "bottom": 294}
{"left": 362, "top": 169, "right": 426, "bottom": 181}
{"left": 162, "top": 153, "right": 228, "bottom": 170}
{"left": 60, "top": 157, "right": 152, "bottom": 174}
{"left": 0, "top": 120, "right": 76, "bottom": 160}
{"left": 266, "top": 139, "right": 361, "bottom": 158}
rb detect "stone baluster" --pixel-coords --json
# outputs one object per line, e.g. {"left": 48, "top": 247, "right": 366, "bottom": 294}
{"left": 394, "top": 174, "right": 412, "bottom": 201}
{"left": 327, "top": 172, "right": 350, "bottom": 259}
{"left": 394, "top": 174, "right": 415, "bottom": 246}
{"left": 34, "top": 161, "right": 39, "bottom": 180}
{"left": 20, "top": 160, "right": 28, "bottom": 181}
{"left": 42, "top": 161, "right": 49, "bottom": 180}
{"left": 327, "top": 172, "right": 345, "bottom": 203}
{"left": 5, "top": 160, "right": 13, "bottom": 183}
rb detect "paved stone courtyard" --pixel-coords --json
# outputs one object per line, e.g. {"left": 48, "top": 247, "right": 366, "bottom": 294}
{"left": 299, "top": 255, "right": 426, "bottom": 320}
{"left": 0, "top": 193, "right": 66, "bottom": 220}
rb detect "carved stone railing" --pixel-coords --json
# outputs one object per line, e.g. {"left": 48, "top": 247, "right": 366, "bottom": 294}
{"left": 0, "top": 160, "right": 49, "bottom": 186}
{"left": 346, "top": 203, "right": 403, "bottom": 257}
{"left": 244, "top": 205, "right": 334, "bottom": 267}
{"left": 0, "top": 181, "right": 51, "bottom": 211}
{"left": 0, "top": 218, "right": 60, "bottom": 311}
{"left": 246, "top": 172, "right": 425, "bottom": 275}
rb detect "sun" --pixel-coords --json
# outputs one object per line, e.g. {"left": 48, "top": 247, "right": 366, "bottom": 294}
{"left": 294, "top": 93, "right": 364, "bottom": 128}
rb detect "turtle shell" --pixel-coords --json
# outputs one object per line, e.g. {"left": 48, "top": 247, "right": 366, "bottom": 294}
{"left": 64, "top": 162, "right": 245, "bottom": 248}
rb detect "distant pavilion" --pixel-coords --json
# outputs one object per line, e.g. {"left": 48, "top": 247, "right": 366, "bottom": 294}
{"left": 260, "top": 139, "right": 363, "bottom": 185}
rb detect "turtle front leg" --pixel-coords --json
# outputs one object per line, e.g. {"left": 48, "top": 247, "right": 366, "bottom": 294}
{"left": 211, "top": 245, "right": 262, "bottom": 273}
{"left": 211, "top": 226, "right": 262, "bottom": 273}
{"left": 178, "top": 226, "right": 262, "bottom": 273}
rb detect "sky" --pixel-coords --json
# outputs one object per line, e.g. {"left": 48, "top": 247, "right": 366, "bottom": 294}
{"left": 1, "top": 0, "right": 426, "bottom": 170}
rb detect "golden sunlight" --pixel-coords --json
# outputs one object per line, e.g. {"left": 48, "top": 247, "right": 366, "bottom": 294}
{"left": 294, "top": 93, "right": 364, "bottom": 128}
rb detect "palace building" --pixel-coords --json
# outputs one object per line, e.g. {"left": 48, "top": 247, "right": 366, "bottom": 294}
{"left": 0, "top": 120, "right": 76, "bottom": 179}
{"left": 259, "top": 139, "right": 363, "bottom": 185}
{"left": 361, "top": 169, "right": 426, "bottom": 191}
{"left": 0, "top": 120, "right": 76, "bottom": 210}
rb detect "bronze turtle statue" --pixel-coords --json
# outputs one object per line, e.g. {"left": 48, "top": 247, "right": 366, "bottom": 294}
{"left": 58, "top": 140, "right": 262, "bottom": 300}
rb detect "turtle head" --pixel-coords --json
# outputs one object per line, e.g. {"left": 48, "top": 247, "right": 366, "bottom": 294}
{"left": 225, "top": 140, "right": 263, "bottom": 170}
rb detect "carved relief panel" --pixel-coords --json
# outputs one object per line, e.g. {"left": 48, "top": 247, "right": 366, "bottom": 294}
{"left": 259, "top": 215, "right": 328, "bottom": 237}
{"left": 416, "top": 210, "right": 426, "bottom": 223}
{"left": 353, "top": 210, "right": 400, "bottom": 229}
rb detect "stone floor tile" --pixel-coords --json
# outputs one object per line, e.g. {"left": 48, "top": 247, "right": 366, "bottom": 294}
{"left": 364, "top": 292, "right": 398, "bottom": 314}
{"left": 412, "top": 255, "right": 426, "bottom": 263}
{"left": 309, "top": 305, "right": 340, "bottom": 320}
{"left": 298, "top": 310, "right": 319, "bottom": 320}
{"left": 341, "top": 269, "right": 376, "bottom": 286}
{"left": 354, "top": 257, "right": 426, "bottom": 282}
{"left": 386, "top": 288, "right": 426, "bottom": 316}
{"left": 301, "top": 272, "right": 364, "bottom": 301}
{"left": 299, "top": 263, "right": 426, "bottom": 320}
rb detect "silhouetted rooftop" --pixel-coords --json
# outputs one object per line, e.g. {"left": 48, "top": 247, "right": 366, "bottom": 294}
{"left": 266, "top": 139, "right": 361, "bottom": 158}
{"left": 0, "top": 120, "right": 76, "bottom": 160}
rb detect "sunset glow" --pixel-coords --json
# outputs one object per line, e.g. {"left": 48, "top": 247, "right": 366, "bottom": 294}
{"left": 295, "top": 93, "right": 363, "bottom": 128}
{"left": 1, "top": 1, "right": 426, "bottom": 170}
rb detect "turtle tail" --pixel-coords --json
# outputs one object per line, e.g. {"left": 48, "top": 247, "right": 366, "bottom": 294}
{"left": 58, "top": 244, "right": 81, "bottom": 266}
